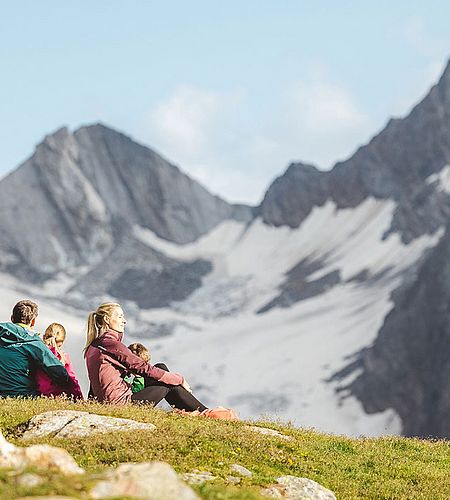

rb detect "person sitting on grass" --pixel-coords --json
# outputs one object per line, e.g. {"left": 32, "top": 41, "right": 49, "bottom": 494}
{"left": 84, "top": 302, "right": 207, "bottom": 411}
{"left": 126, "top": 342, "right": 174, "bottom": 394}
{"left": 0, "top": 300, "right": 76, "bottom": 398}
{"left": 36, "top": 323, "right": 83, "bottom": 400}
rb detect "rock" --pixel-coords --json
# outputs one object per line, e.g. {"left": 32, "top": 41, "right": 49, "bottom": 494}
{"left": 16, "top": 497, "right": 78, "bottom": 500}
{"left": 231, "top": 463, "right": 252, "bottom": 477}
{"left": 246, "top": 425, "right": 291, "bottom": 440}
{"left": 263, "top": 487, "right": 284, "bottom": 498}
{"left": 21, "top": 410, "right": 156, "bottom": 440}
{"left": 226, "top": 475, "right": 241, "bottom": 484}
{"left": 182, "top": 470, "right": 216, "bottom": 485}
{"left": 16, "top": 472, "right": 44, "bottom": 488}
{"left": 90, "top": 461, "right": 199, "bottom": 499}
{"left": 23, "top": 444, "right": 85, "bottom": 475}
{"left": 262, "top": 476, "right": 336, "bottom": 499}
{"left": 0, "top": 430, "right": 84, "bottom": 476}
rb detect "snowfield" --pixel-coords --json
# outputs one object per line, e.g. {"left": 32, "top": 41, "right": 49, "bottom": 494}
{"left": 0, "top": 197, "right": 442, "bottom": 437}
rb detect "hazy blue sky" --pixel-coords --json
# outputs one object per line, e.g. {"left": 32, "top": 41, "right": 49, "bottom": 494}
{"left": 1, "top": 1, "right": 449, "bottom": 203}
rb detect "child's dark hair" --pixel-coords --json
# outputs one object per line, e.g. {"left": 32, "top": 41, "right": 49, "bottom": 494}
{"left": 128, "top": 342, "right": 150, "bottom": 363}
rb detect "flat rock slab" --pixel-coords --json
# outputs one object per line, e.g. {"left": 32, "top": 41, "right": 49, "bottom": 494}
{"left": 183, "top": 470, "right": 216, "bottom": 485}
{"left": 21, "top": 410, "right": 156, "bottom": 440}
{"left": 17, "top": 497, "right": 78, "bottom": 500}
{"left": 90, "top": 461, "right": 199, "bottom": 499}
{"left": 231, "top": 463, "right": 252, "bottom": 477}
{"left": 262, "top": 476, "right": 336, "bottom": 499}
{"left": 246, "top": 425, "right": 291, "bottom": 440}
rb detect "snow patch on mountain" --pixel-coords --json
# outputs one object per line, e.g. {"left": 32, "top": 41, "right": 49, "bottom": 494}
{"left": 426, "top": 165, "right": 450, "bottom": 193}
{"left": 134, "top": 198, "right": 439, "bottom": 317}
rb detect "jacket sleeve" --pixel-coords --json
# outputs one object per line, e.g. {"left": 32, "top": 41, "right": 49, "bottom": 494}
{"left": 26, "top": 341, "right": 73, "bottom": 390}
{"left": 101, "top": 337, "right": 184, "bottom": 386}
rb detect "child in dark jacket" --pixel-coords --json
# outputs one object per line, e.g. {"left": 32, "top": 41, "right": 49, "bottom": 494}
{"left": 126, "top": 343, "right": 151, "bottom": 393}
{"left": 36, "top": 323, "right": 83, "bottom": 400}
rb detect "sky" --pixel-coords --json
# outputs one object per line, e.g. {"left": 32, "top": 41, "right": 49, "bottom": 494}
{"left": 1, "top": 1, "right": 449, "bottom": 204}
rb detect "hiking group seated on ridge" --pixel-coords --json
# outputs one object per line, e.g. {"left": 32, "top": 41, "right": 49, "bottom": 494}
{"left": 0, "top": 299, "right": 211, "bottom": 415}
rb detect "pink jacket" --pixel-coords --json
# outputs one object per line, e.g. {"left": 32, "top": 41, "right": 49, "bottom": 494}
{"left": 85, "top": 329, "right": 183, "bottom": 404}
{"left": 36, "top": 347, "right": 83, "bottom": 400}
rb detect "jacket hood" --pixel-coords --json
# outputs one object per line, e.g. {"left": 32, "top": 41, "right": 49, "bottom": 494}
{"left": 0, "top": 322, "right": 41, "bottom": 346}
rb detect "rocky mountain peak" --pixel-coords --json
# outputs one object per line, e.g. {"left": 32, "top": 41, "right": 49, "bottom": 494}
{"left": 0, "top": 124, "right": 253, "bottom": 278}
{"left": 261, "top": 61, "right": 450, "bottom": 242}
{"left": 259, "top": 162, "right": 328, "bottom": 228}
{"left": 436, "top": 57, "right": 450, "bottom": 91}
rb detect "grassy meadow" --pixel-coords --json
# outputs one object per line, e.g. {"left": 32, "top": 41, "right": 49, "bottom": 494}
{"left": 0, "top": 398, "right": 448, "bottom": 499}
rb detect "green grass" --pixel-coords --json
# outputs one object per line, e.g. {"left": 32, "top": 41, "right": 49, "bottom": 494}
{"left": 0, "top": 398, "right": 449, "bottom": 499}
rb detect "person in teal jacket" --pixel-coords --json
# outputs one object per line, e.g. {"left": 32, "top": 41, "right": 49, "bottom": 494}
{"left": 0, "top": 300, "right": 75, "bottom": 397}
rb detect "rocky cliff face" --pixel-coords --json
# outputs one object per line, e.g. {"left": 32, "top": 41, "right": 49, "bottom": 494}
{"left": 257, "top": 60, "right": 450, "bottom": 438}
{"left": 0, "top": 124, "right": 252, "bottom": 278}
{"left": 346, "top": 225, "right": 450, "bottom": 438}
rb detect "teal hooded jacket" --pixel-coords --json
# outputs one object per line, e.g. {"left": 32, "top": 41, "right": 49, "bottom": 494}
{"left": 0, "top": 322, "right": 72, "bottom": 397}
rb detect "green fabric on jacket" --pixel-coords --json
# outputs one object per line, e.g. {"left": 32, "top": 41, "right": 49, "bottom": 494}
{"left": 123, "top": 374, "right": 145, "bottom": 393}
{"left": 131, "top": 375, "right": 145, "bottom": 393}
{"left": 0, "top": 322, "right": 71, "bottom": 397}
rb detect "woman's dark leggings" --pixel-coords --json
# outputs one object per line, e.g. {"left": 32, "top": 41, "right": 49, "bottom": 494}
{"left": 131, "top": 363, "right": 207, "bottom": 412}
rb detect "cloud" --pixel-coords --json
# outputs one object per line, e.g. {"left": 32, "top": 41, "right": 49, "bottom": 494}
{"left": 138, "top": 85, "right": 256, "bottom": 202}
{"left": 149, "top": 86, "right": 224, "bottom": 157}
{"left": 135, "top": 76, "right": 373, "bottom": 205}
{"left": 270, "top": 78, "right": 372, "bottom": 168}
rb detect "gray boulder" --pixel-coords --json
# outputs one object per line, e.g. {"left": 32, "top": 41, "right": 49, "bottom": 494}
{"left": 231, "top": 463, "right": 252, "bottom": 477}
{"left": 262, "top": 476, "right": 336, "bottom": 499}
{"left": 21, "top": 410, "right": 156, "bottom": 440}
{"left": 0, "top": 429, "right": 84, "bottom": 475}
{"left": 246, "top": 425, "right": 291, "bottom": 440}
{"left": 90, "top": 461, "right": 199, "bottom": 499}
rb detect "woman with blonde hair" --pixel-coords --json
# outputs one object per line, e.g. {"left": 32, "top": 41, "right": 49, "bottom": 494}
{"left": 84, "top": 303, "right": 207, "bottom": 411}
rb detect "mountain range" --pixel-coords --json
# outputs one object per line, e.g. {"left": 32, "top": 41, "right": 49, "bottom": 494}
{"left": 1, "top": 60, "right": 449, "bottom": 438}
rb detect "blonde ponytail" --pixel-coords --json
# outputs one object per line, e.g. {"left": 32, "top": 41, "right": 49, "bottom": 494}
{"left": 84, "top": 302, "right": 121, "bottom": 355}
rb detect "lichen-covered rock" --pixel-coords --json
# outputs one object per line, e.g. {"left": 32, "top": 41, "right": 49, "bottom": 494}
{"left": 262, "top": 476, "right": 336, "bottom": 499}
{"left": 16, "top": 497, "right": 78, "bottom": 500}
{"left": 0, "top": 430, "right": 84, "bottom": 475}
{"left": 231, "top": 463, "right": 252, "bottom": 477}
{"left": 90, "top": 461, "right": 199, "bottom": 499}
{"left": 15, "top": 472, "right": 44, "bottom": 488}
{"left": 246, "top": 425, "right": 291, "bottom": 440}
{"left": 182, "top": 470, "right": 216, "bottom": 485}
{"left": 21, "top": 410, "right": 156, "bottom": 440}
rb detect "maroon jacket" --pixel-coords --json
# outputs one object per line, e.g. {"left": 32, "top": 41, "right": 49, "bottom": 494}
{"left": 85, "top": 329, "right": 183, "bottom": 404}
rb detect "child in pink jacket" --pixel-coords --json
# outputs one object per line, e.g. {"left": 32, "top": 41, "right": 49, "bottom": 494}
{"left": 36, "top": 323, "right": 83, "bottom": 400}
